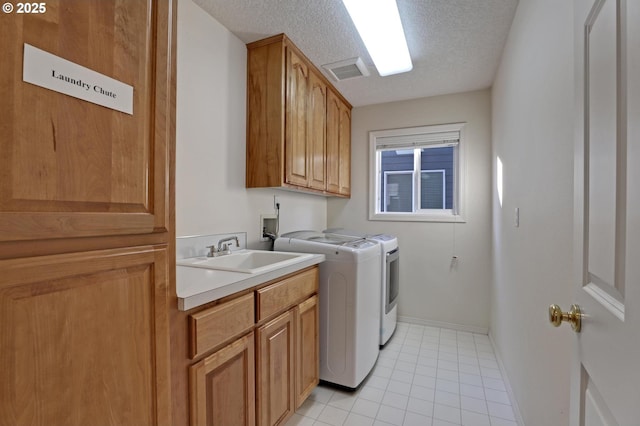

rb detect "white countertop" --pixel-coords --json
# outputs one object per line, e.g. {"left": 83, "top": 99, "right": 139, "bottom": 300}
{"left": 177, "top": 253, "right": 325, "bottom": 311}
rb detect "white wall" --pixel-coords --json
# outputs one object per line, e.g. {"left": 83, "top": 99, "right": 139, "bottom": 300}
{"left": 491, "top": 0, "right": 574, "bottom": 424}
{"left": 328, "top": 90, "right": 493, "bottom": 331}
{"left": 176, "top": 0, "right": 327, "bottom": 246}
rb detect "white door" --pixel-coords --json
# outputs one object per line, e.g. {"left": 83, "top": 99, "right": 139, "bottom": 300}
{"left": 569, "top": 0, "right": 640, "bottom": 425}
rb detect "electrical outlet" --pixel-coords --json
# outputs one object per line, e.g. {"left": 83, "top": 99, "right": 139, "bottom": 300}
{"left": 273, "top": 195, "right": 279, "bottom": 211}
{"left": 515, "top": 207, "right": 520, "bottom": 227}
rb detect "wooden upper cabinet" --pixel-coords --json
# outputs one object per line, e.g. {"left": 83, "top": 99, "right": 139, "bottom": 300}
{"left": 285, "top": 49, "right": 310, "bottom": 187}
{"left": 308, "top": 71, "right": 327, "bottom": 191}
{"left": 326, "top": 91, "right": 351, "bottom": 197}
{"left": 0, "top": 0, "right": 173, "bottom": 241}
{"left": 246, "top": 34, "right": 350, "bottom": 197}
{"left": 338, "top": 104, "right": 352, "bottom": 196}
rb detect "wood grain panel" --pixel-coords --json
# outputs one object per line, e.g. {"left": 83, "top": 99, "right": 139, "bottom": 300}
{"left": 326, "top": 91, "right": 341, "bottom": 194}
{"left": 189, "top": 292, "right": 255, "bottom": 359}
{"left": 326, "top": 90, "right": 351, "bottom": 197}
{"left": 308, "top": 70, "right": 327, "bottom": 190}
{"left": 295, "top": 295, "right": 319, "bottom": 408}
{"left": 0, "top": 245, "right": 171, "bottom": 426}
{"left": 256, "top": 311, "right": 295, "bottom": 426}
{"left": 0, "top": 0, "right": 173, "bottom": 241}
{"left": 285, "top": 48, "right": 309, "bottom": 187}
{"left": 190, "top": 332, "right": 255, "bottom": 426}
{"left": 245, "top": 34, "right": 351, "bottom": 196}
{"left": 256, "top": 267, "right": 318, "bottom": 321}
{"left": 338, "top": 104, "right": 352, "bottom": 196}
{"left": 246, "top": 40, "right": 285, "bottom": 188}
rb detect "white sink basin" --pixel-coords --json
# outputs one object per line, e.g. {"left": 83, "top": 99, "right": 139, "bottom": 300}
{"left": 177, "top": 249, "right": 311, "bottom": 274}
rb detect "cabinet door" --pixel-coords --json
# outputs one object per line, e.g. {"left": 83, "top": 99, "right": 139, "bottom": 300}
{"left": 0, "top": 246, "right": 172, "bottom": 426}
{"left": 0, "top": 0, "right": 173, "bottom": 242}
{"left": 295, "top": 295, "right": 319, "bottom": 408}
{"left": 326, "top": 91, "right": 351, "bottom": 196}
{"left": 338, "top": 105, "right": 352, "bottom": 196}
{"left": 307, "top": 71, "right": 327, "bottom": 190}
{"left": 256, "top": 310, "right": 295, "bottom": 426}
{"left": 190, "top": 332, "right": 255, "bottom": 426}
{"left": 285, "top": 49, "right": 309, "bottom": 187}
{"left": 326, "top": 91, "right": 341, "bottom": 194}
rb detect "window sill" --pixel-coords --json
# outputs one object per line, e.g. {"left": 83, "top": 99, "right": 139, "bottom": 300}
{"left": 368, "top": 212, "right": 466, "bottom": 223}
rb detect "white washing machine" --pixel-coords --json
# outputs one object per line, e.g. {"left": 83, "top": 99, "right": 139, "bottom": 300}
{"left": 274, "top": 231, "right": 381, "bottom": 389}
{"left": 325, "top": 228, "right": 399, "bottom": 346}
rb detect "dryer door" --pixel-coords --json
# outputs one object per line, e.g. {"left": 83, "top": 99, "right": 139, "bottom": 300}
{"left": 386, "top": 248, "right": 400, "bottom": 313}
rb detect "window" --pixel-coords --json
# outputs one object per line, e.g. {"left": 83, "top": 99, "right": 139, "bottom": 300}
{"left": 421, "top": 169, "right": 446, "bottom": 209}
{"left": 369, "top": 123, "right": 466, "bottom": 222}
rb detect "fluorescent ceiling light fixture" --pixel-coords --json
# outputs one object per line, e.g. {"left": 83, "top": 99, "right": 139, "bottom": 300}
{"left": 342, "top": 0, "right": 413, "bottom": 76}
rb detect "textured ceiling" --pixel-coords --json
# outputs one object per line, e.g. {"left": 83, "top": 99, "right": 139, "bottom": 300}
{"left": 193, "top": 0, "right": 518, "bottom": 107}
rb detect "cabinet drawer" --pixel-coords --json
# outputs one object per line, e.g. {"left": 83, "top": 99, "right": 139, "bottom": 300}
{"left": 256, "top": 267, "right": 318, "bottom": 321}
{"left": 189, "top": 293, "right": 255, "bottom": 359}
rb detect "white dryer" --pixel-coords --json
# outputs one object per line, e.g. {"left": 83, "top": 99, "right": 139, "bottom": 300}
{"left": 274, "top": 231, "right": 380, "bottom": 389}
{"left": 325, "top": 228, "right": 399, "bottom": 346}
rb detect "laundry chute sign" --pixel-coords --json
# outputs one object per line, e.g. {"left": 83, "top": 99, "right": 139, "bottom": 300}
{"left": 22, "top": 43, "right": 134, "bottom": 115}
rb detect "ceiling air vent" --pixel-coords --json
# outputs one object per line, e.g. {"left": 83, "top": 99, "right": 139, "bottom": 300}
{"left": 322, "top": 57, "right": 369, "bottom": 81}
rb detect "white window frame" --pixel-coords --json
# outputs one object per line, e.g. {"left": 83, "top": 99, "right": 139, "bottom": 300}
{"left": 369, "top": 123, "right": 466, "bottom": 223}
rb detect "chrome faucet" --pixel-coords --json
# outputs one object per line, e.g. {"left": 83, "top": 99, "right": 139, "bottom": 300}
{"left": 205, "top": 245, "right": 218, "bottom": 257}
{"left": 206, "top": 236, "right": 240, "bottom": 257}
{"left": 217, "top": 236, "right": 240, "bottom": 254}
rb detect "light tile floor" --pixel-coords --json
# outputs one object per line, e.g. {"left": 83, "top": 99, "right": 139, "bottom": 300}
{"left": 285, "top": 322, "right": 519, "bottom": 426}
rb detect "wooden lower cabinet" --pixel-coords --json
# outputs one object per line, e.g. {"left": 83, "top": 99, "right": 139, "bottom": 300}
{"left": 187, "top": 267, "right": 319, "bottom": 426}
{"left": 189, "top": 293, "right": 255, "bottom": 359}
{"left": 295, "top": 295, "right": 319, "bottom": 408}
{"left": 0, "top": 246, "right": 172, "bottom": 426}
{"left": 190, "top": 332, "right": 256, "bottom": 426}
{"left": 256, "top": 311, "right": 296, "bottom": 426}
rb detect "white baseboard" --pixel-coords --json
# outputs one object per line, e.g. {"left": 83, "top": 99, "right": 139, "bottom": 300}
{"left": 488, "top": 332, "right": 526, "bottom": 426}
{"left": 398, "top": 315, "right": 489, "bottom": 335}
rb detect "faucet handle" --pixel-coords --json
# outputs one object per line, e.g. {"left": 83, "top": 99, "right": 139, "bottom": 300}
{"left": 206, "top": 245, "right": 218, "bottom": 257}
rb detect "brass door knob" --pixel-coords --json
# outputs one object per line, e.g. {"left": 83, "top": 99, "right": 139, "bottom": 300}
{"left": 548, "top": 304, "right": 582, "bottom": 332}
